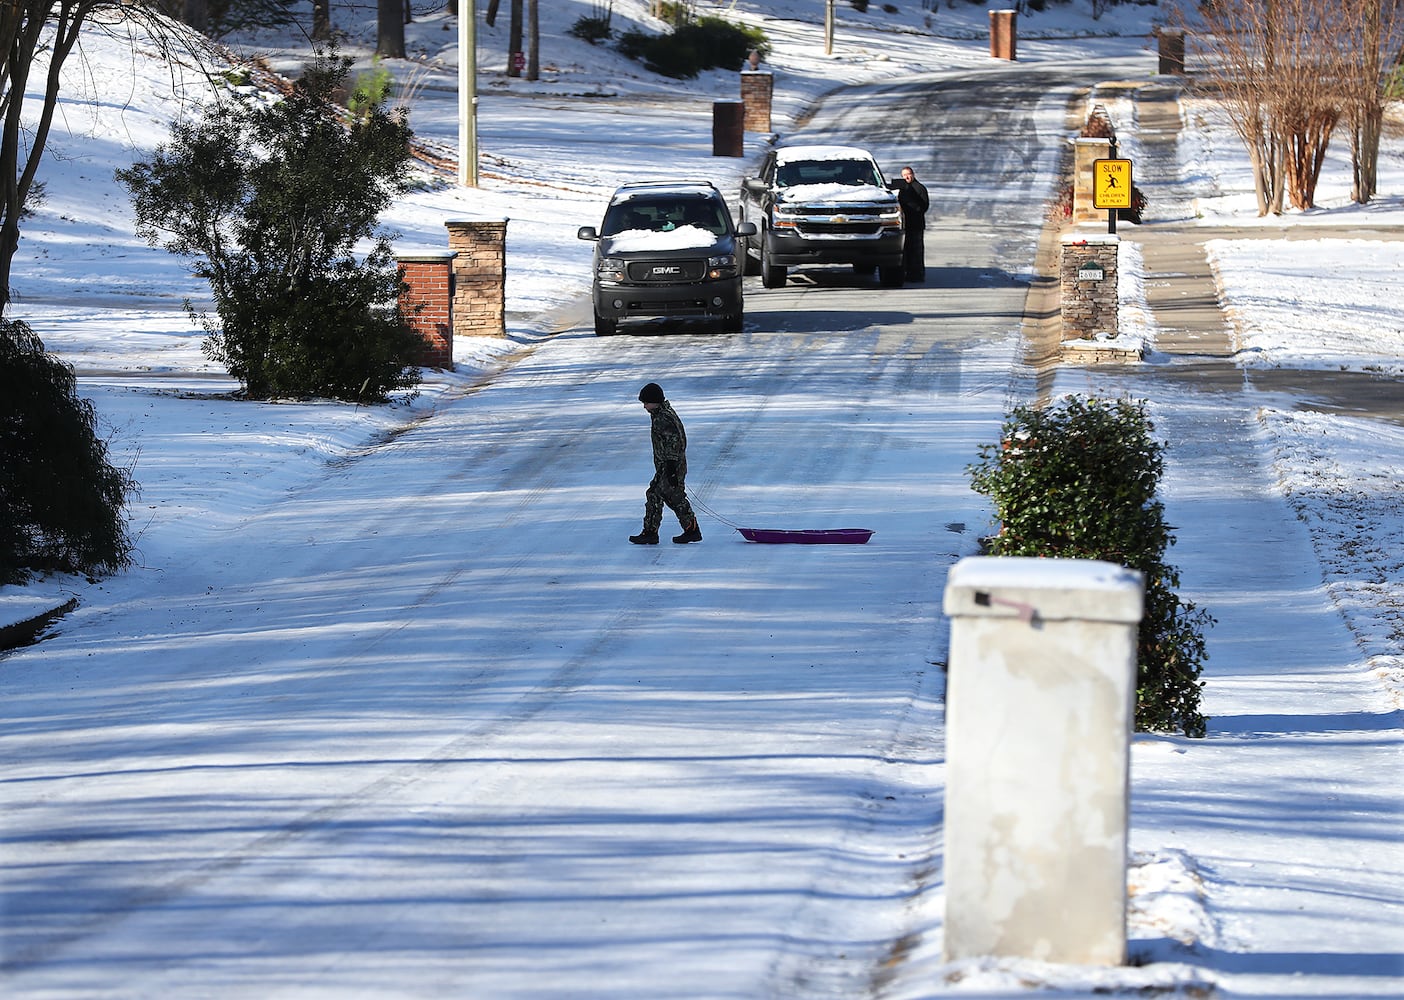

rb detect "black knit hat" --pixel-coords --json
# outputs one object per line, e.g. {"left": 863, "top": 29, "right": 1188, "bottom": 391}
{"left": 638, "top": 382, "right": 665, "bottom": 404}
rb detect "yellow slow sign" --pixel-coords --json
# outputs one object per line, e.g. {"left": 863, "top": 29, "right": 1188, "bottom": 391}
{"left": 1093, "top": 158, "right": 1133, "bottom": 210}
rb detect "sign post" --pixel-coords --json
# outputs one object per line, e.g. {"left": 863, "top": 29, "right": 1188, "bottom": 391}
{"left": 1093, "top": 157, "right": 1132, "bottom": 235}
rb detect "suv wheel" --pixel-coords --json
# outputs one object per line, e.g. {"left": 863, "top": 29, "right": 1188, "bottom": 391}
{"left": 594, "top": 311, "right": 618, "bottom": 336}
{"left": 760, "top": 231, "right": 788, "bottom": 289}
{"left": 721, "top": 310, "right": 743, "bottom": 334}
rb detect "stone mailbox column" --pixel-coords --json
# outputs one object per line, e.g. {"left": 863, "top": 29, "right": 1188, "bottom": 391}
{"left": 1073, "top": 136, "right": 1112, "bottom": 222}
{"left": 942, "top": 556, "right": 1143, "bottom": 967}
{"left": 989, "top": 9, "right": 1018, "bottom": 61}
{"left": 740, "top": 71, "right": 774, "bottom": 133}
{"left": 445, "top": 219, "right": 508, "bottom": 339}
{"left": 1060, "top": 234, "right": 1120, "bottom": 343}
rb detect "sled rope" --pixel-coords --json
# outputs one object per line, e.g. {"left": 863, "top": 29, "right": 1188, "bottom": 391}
{"left": 686, "top": 489, "right": 743, "bottom": 530}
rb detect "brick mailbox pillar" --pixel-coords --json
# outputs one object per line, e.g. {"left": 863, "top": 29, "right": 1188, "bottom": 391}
{"left": 712, "top": 101, "right": 744, "bottom": 157}
{"left": 397, "top": 252, "right": 456, "bottom": 370}
{"left": 445, "top": 219, "right": 508, "bottom": 339}
{"left": 740, "top": 71, "right": 773, "bottom": 133}
{"left": 989, "top": 9, "right": 1018, "bottom": 61}
{"left": 1157, "top": 28, "right": 1186, "bottom": 75}
{"left": 1060, "top": 235, "right": 1120, "bottom": 343}
{"left": 943, "top": 556, "right": 1143, "bottom": 966}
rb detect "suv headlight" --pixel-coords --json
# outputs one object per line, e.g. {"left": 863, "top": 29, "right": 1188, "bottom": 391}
{"left": 597, "top": 257, "right": 625, "bottom": 282}
{"left": 707, "top": 254, "right": 738, "bottom": 279}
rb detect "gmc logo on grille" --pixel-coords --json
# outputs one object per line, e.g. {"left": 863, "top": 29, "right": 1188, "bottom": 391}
{"left": 651, "top": 266, "right": 682, "bottom": 275}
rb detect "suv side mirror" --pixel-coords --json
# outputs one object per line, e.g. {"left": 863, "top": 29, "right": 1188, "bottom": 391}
{"left": 577, "top": 226, "right": 599, "bottom": 241}
{"left": 736, "top": 222, "right": 758, "bottom": 237}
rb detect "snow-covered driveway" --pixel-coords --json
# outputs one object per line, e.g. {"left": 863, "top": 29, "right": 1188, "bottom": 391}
{"left": 2, "top": 298, "right": 1029, "bottom": 995}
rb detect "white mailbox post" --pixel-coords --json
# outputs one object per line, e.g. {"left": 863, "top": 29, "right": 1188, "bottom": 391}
{"left": 942, "top": 556, "right": 1143, "bottom": 966}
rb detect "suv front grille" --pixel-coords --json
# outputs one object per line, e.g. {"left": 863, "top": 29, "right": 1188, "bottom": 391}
{"left": 627, "top": 259, "right": 708, "bottom": 283}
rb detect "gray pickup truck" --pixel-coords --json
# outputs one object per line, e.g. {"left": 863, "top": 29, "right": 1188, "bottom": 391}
{"left": 739, "top": 144, "right": 906, "bottom": 288}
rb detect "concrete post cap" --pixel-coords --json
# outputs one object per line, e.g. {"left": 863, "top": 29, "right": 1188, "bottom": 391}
{"left": 943, "top": 555, "right": 1143, "bottom": 623}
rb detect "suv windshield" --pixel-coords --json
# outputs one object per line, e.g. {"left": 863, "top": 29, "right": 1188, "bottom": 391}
{"left": 602, "top": 196, "right": 728, "bottom": 238}
{"left": 775, "top": 158, "right": 881, "bottom": 188}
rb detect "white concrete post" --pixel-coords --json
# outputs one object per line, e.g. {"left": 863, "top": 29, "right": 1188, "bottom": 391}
{"left": 942, "top": 556, "right": 1143, "bottom": 966}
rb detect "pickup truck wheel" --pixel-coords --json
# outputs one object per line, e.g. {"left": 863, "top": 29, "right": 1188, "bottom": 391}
{"left": 742, "top": 233, "right": 761, "bottom": 276}
{"left": 760, "top": 233, "right": 788, "bottom": 289}
{"left": 594, "top": 311, "right": 618, "bottom": 336}
{"left": 878, "top": 264, "right": 905, "bottom": 288}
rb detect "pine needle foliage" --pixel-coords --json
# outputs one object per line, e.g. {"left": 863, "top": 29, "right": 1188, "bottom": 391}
{"left": 968, "top": 396, "right": 1211, "bottom": 738}
{"left": 117, "top": 48, "right": 422, "bottom": 402}
{"left": 0, "top": 318, "right": 137, "bottom": 584}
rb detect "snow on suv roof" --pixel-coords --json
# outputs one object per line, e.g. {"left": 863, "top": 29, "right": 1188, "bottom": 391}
{"left": 774, "top": 145, "right": 876, "bottom": 164}
{"left": 612, "top": 181, "right": 722, "bottom": 201}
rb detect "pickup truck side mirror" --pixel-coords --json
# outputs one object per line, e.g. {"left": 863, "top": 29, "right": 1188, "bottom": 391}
{"left": 577, "top": 226, "right": 599, "bottom": 241}
{"left": 743, "top": 178, "right": 768, "bottom": 195}
{"left": 735, "top": 222, "right": 758, "bottom": 237}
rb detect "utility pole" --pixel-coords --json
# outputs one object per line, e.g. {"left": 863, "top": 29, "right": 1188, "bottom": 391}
{"left": 825, "top": 0, "right": 834, "bottom": 56}
{"left": 459, "top": 0, "right": 479, "bottom": 186}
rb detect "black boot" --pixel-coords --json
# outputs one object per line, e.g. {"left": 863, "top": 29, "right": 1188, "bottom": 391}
{"left": 672, "top": 520, "right": 702, "bottom": 544}
{"left": 629, "top": 528, "right": 660, "bottom": 545}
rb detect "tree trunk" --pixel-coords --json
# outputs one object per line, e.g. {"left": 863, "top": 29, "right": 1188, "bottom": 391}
{"left": 1350, "top": 104, "right": 1382, "bottom": 203}
{"left": 312, "top": 0, "right": 333, "bottom": 41}
{"left": 378, "top": 0, "right": 406, "bottom": 58}
{"left": 179, "top": 0, "right": 208, "bottom": 33}
{"left": 486, "top": 0, "right": 499, "bottom": 28}
{"left": 526, "top": 0, "right": 538, "bottom": 81}
{"left": 508, "top": 0, "right": 523, "bottom": 77}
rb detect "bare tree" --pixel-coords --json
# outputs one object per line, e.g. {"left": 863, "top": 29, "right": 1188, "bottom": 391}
{"left": 1179, "top": 0, "right": 1287, "bottom": 214}
{"left": 1181, "top": 0, "right": 1361, "bottom": 215}
{"left": 0, "top": 2, "right": 203, "bottom": 309}
{"left": 526, "top": 0, "right": 538, "bottom": 82}
{"left": 1339, "top": 0, "right": 1404, "bottom": 203}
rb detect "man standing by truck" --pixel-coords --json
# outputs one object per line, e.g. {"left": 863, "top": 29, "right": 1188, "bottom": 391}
{"left": 892, "top": 165, "right": 930, "bottom": 282}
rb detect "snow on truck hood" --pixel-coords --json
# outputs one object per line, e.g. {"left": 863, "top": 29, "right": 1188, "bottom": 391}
{"left": 602, "top": 225, "right": 725, "bottom": 253}
{"left": 775, "top": 182, "right": 896, "bottom": 205}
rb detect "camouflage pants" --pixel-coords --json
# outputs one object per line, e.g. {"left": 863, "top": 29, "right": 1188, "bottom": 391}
{"left": 644, "top": 471, "right": 696, "bottom": 532}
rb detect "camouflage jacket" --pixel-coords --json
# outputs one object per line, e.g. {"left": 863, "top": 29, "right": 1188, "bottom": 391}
{"left": 650, "top": 400, "right": 688, "bottom": 472}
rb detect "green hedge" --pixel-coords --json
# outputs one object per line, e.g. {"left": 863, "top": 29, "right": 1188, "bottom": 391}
{"left": 618, "top": 17, "right": 768, "bottom": 80}
{"left": 968, "top": 396, "right": 1211, "bottom": 737}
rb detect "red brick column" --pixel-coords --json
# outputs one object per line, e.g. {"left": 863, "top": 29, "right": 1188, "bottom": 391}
{"left": 740, "top": 71, "right": 773, "bottom": 133}
{"left": 397, "top": 252, "right": 456, "bottom": 370}
{"left": 445, "top": 219, "right": 508, "bottom": 339}
{"left": 989, "top": 9, "right": 1018, "bottom": 61}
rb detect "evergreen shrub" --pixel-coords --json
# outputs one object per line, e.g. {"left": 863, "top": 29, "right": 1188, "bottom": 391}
{"left": 618, "top": 17, "right": 768, "bottom": 79}
{"left": 968, "top": 395, "right": 1211, "bottom": 737}
{"left": 118, "top": 48, "right": 422, "bottom": 402}
{"left": 568, "top": 15, "right": 614, "bottom": 44}
{"left": 0, "top": 318, "right": 136, "bottom": 584}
